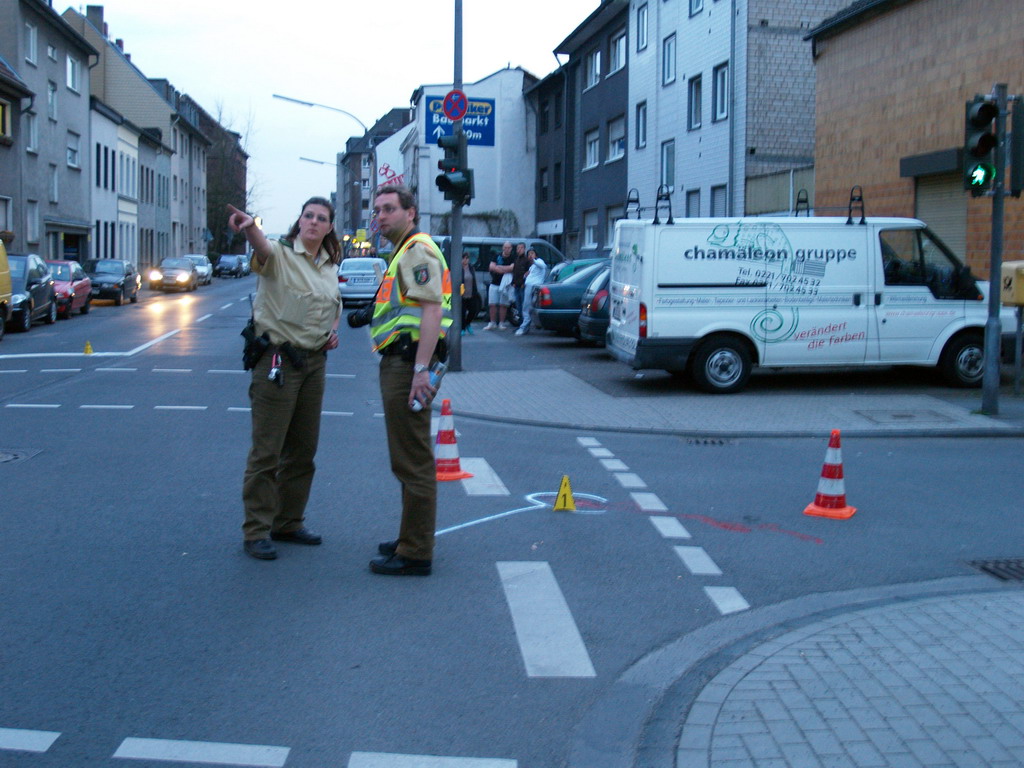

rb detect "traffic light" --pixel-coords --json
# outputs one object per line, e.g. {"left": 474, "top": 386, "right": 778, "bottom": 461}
{"left": 435, "top": 131, "right": 474, "bottom": 205}
{"left": 964, "top": 95, "right": 998, "bottom": 196}
{"left": 1011, "top": 99, "right": 1024, "bottom": 198}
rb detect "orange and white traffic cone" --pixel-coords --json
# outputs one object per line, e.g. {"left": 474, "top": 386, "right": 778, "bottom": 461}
{"left": 804, "top": 429, "right": 856, "bottom": 519}
{"left": 435, "top": 398, "right": 474, "bottom": 481}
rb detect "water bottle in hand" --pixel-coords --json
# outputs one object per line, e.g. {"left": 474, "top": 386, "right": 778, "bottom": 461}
{"left": 410, "top": 361, "right": 448, "bottom": 411}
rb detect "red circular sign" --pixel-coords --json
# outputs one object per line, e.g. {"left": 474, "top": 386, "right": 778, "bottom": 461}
{"left": 443, "top": 90, "right": 469, "bottom": 121}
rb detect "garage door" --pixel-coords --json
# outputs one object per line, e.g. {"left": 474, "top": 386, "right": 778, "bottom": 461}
{"left": 915, "top": 173, "right": 966, "bottom": 259}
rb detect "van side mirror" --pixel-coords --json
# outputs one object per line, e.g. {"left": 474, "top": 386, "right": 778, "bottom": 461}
{"left": 955, "top": 265, "right": 979, "bottom": 297}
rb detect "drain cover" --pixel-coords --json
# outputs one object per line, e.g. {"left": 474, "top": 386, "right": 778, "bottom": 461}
{"left": 854, "top": 409, "right": 955, "bottom": 424}
{"left": 968, "top": 559, "right": 1024, "bottom": 581}
{"left": 685, "top": 438, "right": 736, "bottom": 446}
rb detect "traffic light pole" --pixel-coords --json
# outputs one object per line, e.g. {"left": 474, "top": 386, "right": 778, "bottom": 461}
{"left": 981, "top": 83, "right": 1008, "bottom": 415}
{"left": 449, "top": 0, "right": 465, "bottom": 372}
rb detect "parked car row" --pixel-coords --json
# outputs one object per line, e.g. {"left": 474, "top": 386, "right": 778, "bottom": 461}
{"left": 213, "top": 254, "right": 250, "bottom": 278}
{"left": 528, "top": 259, "right": 612, "bottom": 343}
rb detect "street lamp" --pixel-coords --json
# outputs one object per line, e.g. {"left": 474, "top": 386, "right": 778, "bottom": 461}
{"left": 274, "top": 93, "right": 378, "bottom": 247}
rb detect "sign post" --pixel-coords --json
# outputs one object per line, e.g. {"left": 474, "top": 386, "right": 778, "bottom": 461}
{"left": 448, "top": 0, "right": 465, "bottom": 372}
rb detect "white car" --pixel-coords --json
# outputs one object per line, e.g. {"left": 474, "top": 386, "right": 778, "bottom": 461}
{"left": 184, "top": 254, "right": 213, "bottom": 285}
{"left": 338, "top": 257, "right": 386, "bottom": 306}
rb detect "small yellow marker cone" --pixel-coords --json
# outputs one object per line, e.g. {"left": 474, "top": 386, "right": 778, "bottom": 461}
{"left": 553, "top": 475, "right": 576, "bottom": 512}
{"left": 83, "top": 341, "right": 93, "bottom": 355}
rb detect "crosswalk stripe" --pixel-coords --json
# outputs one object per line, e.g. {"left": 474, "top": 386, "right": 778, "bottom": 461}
{"left": 112, "top": 737, "right": 289, "bottom": 766}
{"left": 614, "top": 472, "right": 647, "bottom": 489}
{"left": 348, "top": 753, "right": 516, "bottom": 768}
{"left": 576, "top": 437, "right": 601, "bottom": 447}
{"left": 704, "top": 586, "right": 750, "bottom": 615}
{"left": 631, "top": 492, "right": 667, "bottom": 512}
{"left": 458, "top": 458, "right": 510, "bottom": 495}
{"left": 649, "top": 516, "right": 691, "bottom": 539}
{"left": 674, "top": 546, "right": 722, "bottom": 576}
{"left": 497, "top": 561, "right": 596, "bottom": 678}
{"left": 587, "top": 447, "right": 613, "bottom": 458}
{"left": 0, "top": 727, "right": 60, "bottom": 753}
{"left": 600, "top": 458, "right": 629, "bottom": 471}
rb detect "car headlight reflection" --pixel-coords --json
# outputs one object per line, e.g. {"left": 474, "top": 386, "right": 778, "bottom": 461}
{"left": 175, "top": 273, "right": 188, "bottom": 283}
{"left": 150, "top": 269, "right": 163, "bottom": 281}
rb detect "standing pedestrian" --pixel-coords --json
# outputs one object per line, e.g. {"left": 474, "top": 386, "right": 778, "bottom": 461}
{"left": 461, "top": 251, "right": 479, "bottom": 335}
{"left": 483, "top": 241, "right": 513, "bottom": 330}
{"left": 511, "top": 242, "right": 530, "bottom": 326}
{"left": 227, "top": 198, "right": 342, "bottom": 561}
{"left": 359, "top": 185, "right": 452, "bottom": 576}
{"left": 515, "top": 247, "right": 547, "bottom": 336}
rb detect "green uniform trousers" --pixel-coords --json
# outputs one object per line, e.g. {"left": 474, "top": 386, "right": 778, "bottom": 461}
{"left": 242, "top": 350, "right": 326, "bottom": 540}
{"left": 379, "top": 354, "right": 437, "bottom": 560}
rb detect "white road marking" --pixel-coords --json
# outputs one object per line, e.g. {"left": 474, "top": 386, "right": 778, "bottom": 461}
{"left": 497, "top": 561, "right": 596, "bottom": 678}
{"left": 154, "top": 406, "right": 208, "bottom": 411}
{"left": 458, "top": 458, "right": 510, "bottom": 495}
{"left": 0, "top": 369, "right": 27, "bottom": 373}
{"left": 220, "top": 303, "right": 234, "bottom": 310}
{"left": 674, "top": 546, "right": 722, "bottom": 576}
{"left": 81, "top": 405, "right": 134, "bottom": 410}
{"left": 704, "top": 586, "right": 750, "bottom": 615}
{"left": 112, "top": 737, "right": 289, "bottom": 766}
{"left": 614, "top": 472, "right": 647, "bottom": 489}
{"left": 0, "top": 727, "right": 60, "bottom": 753}
{"left": 97, "top": 368, "right": 137, "bottom": 372}
{"left": 576, "top": 437, "right": 601, "bottom": 447}
{"left": 153, "top": 368, "right": 192, "bottom": 373}
{"left": 196, "top": 313, "right": 212, "bottom": 322}
{"left": 126, "top": 329, "right": 181, "bottom": 356}
{"left": 41, "top": 368, "right": 81, "bottom": 373}
{"left": 649, "top": 516, "right": 691, "bottom": 539}
{"left": 600, "top": 458, "right": 629, "bottom": 471}
{"left": 210, "top": 369, "right": 246, "bottom": 374}
{"left": 5, "top": 403, "right": 59, "bottom": 408}
{"left": 322, "top": 411, "right": 354, "bottom": 416}
{"left": 326, "top": 373, "right": 356, "bottom": 379}
{"left": 348, "top": 753, "right": 516, "bottom": 768}
{"left": 631, "top": 492, "right": 668, "bottom": 512}
{"left": 588, "top": 447, "right": 613, "bottom": 458}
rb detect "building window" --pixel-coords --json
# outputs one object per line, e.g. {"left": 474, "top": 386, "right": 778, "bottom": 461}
{"left": 688, "top": 75, "right": 702, "bottom": 129}
{"left": 66, "top": 56, "right": 81, "bottom": 92}
{"left": 690, "top": 0, "right": 704, "bottom": 15}
{"left": 553, "top": 162, "right": 562, "bottom": 199}
{"left": 27, "top": 200, "right": 39, "bottom": 242}
{"left": 24, "top": 23, "right": 37, "bottom": 65}
{"left": 47, "top": 82, "right": 57, "bottom": 120}
{"left": 584, "top": 129, "right": 600, "bottom": 169}
{"left": 609, "top": 29, "right": 626, "bottom": 74}
{"left": 540, "top": 167, "right": 549, "bottom": 202}
{"left": 0, "top": 196, "right": 11, "bottom": 231}
{"left": 554, "top": 92, "right": 563, "bottom": 127}
{"left": 49, "top": 164, "right": 58, "bottom": 203}
{"left": 662, "top": 34, "right": 676, "bottom": 85}
{"left": 637, "top": 4, "right": 648, "bottom": 51}
{"left": 660, "top": 140, "right": 675, "bottom": 193}
{"left": 66, "top": 132, "right": 80, "bottom": 168}
{"left": 540, "top": 100, "right": 550, "bottom": 133}
{"left": 712, "top": 62, "right": 729, "bottom": 122}
{"left": 0, "top": 99, "right": 10, "bottom": 141}
{"left": 47, "top": 44, "right": 57, "bottom": 62}
{"left": 585, "top": 49, "right": 601, "bottom": 89}
{"left": 711, "top": 184, "right": 727, "bottom": 216}
{"left": 686, "top": 189, "right": 701, "bottom": 217}
{"left": 606, "top": 205, "right": 624, "bottom": 245}
{"left": 607, "top": 116, "right": 626, "bottom": 162}
{"left": 583, "top": 210, "right": 599, "bottom": 249}
{"left": 635, "top": 102, "right": 647, "bottom": 149}
{"left": 26, "top": 112, "right": 38, "bottom": 152}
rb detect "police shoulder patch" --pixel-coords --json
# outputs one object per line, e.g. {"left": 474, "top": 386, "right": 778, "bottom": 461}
{"left": 413, "top": 264, "right": 430, "bottom": 285}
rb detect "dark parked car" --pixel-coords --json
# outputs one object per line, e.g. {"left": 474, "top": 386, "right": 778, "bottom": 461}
{"left": 46, "top": 259, "right": 92, "bottom": 318}
{"left": 530, "top": 259, "right": 610, "bottom": 335}
{"left": 6, "top": 253, "right": 57, "bottom": 331}
{"left": 82, "top": 259, "right": 140, "bottom": 305}
{"left": 149, "top": 257, "right": 199, "bottom": 292}
{"left": 215, "top": 255, "right": 243, "bottom": 278}
{"left": 576, "top": 265, "right": 612, "bottom": 346}
{"left": 547, "top": 257, "right": 606, "bottom": 283}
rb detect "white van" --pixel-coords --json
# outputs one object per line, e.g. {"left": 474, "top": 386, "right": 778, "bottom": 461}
{"left": 607, "top": 215, "right": 1015, "bottom": 393}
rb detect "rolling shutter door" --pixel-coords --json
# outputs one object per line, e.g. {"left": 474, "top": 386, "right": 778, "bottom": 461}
{"left": 914, "top": 174, "right": 966, "bottom": 259}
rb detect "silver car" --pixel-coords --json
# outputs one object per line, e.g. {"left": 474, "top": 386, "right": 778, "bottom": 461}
{"left": 184, "top": 254, "right": 213, "bottom": 285}
{"left": 338, "top": 257, "right": 386, "bottom": 306}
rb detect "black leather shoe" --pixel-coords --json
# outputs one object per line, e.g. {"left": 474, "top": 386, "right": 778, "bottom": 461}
{"left": 378, "top": 540, "right": 398, "bottom": 556}
{"left": 244, "top": 539, "right": 277, "bottom": 560}
{"left": 270, "top": 527, "right": 322, "bottom": 545}
{"left": 369, "top": 553, "right": 431, "bottom": 576}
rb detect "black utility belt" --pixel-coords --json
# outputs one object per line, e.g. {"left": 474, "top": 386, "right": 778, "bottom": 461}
{"left": 379, "top": 334, "right": 448, "bottom": 363}
{"left": 268, "top": 341, "right": 323, "bottom": 369}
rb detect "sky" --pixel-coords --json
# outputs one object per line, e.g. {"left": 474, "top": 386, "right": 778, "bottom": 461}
{"left": 74, "top": 0, "right": 601, "bottom": 234}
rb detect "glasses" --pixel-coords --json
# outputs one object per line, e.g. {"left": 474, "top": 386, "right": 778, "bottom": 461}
{"left": 373, "top": 204, "right": 404, "bottom": 216}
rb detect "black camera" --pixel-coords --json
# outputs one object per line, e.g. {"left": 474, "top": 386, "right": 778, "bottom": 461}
{"left": 347, "top": 304, "right": 374, "bottom": 328}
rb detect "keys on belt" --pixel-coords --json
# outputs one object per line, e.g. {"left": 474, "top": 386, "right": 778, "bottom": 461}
{"left": 268, "top": 353, "right": 284, "bottom": 387}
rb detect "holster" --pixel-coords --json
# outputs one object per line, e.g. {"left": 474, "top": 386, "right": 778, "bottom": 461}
{"left": 241, "top": 319, "right": 271, "bottom": 371}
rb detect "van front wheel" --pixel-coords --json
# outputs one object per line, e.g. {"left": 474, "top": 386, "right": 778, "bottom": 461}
{"left": 939, "top": 333, "right": 984, "bottom": 388}
{"left": 690, "top": 336, "right": 752, "bottom": 394}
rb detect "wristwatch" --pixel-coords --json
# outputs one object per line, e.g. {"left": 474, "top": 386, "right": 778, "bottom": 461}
{"left": 413, "top": 363, "right": 429, "bottom": 373}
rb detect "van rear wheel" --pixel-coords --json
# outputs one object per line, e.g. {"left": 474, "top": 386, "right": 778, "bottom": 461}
{"left": 939, "top": 332, "right": 984, "bottom": 387}
{"left": 690, "top": 336, "right": 752, "bottom": 394}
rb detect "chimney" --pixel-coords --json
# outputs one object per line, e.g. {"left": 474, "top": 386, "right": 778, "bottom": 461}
{"left": 86, "top": 5, "right": 104, "bottom": 31}
{"left": 115, "top": 39, "right": 124, "bottom": 51}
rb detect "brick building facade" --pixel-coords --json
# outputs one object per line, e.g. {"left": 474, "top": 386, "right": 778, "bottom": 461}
{"left": 809, "top": 0, "right": 1024, "bottom": 277}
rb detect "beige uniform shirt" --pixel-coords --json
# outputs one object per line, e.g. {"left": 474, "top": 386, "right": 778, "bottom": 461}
{"left": 394, "top": 238, "right": 444, "bottom": 304}
{"left": 251, "top": 238, "right": 341, "bottom": 350}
